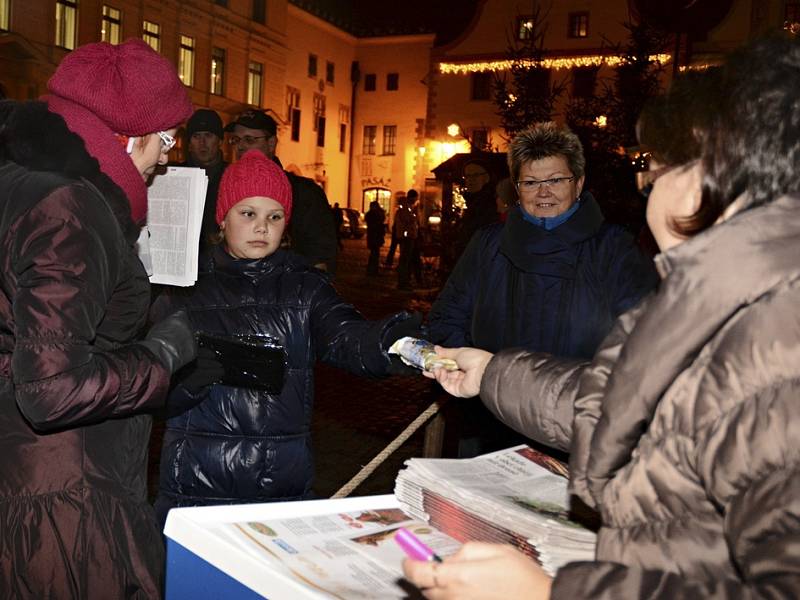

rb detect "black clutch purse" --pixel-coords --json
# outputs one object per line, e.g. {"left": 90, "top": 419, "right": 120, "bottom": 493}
{"left": 196, "top": 332, "right": 286, "bottom": 393}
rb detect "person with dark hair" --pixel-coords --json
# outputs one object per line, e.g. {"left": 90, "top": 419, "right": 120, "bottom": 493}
{"left": 225, "top": 109, "right": 338, "bottom": 274}
{"left": 154, "top": 151, "right": 421, "bottom": 522}
{"left": 0, "top": 40, "right": 201, "bottom": 597}
{"left": 454, "top": 159, "right": 499, "bottom": 259}
{"left": 384, "top": 190, "right": 406, "bottom": 268}
{"left": 428, "top": 122, "right": 658, "bottom": 457}
{"left": 180, "top": 108, "right": 228, "bottom": 253}
{"left": 397, "top": 188, "right": 422, "bottom": 290}
{"left": 365, "top": 199, "right": 386, "bottom": 275}
{"left": 406, "top": 34, "right": 800, "bottom": 598}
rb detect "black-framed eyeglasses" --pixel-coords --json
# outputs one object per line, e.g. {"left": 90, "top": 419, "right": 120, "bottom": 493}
{"left": 228, "top": 135, "right": 268, "bottom": 146}
{"left": 157, "top": 131, "right": 176, "bottom": 153}
{"left": 515, "top": 176, "right": 574, "bottom": 193}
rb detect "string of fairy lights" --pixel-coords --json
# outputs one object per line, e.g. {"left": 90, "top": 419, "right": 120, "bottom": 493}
{"left": 438, "top": 53, "right": 673, "bottom": 74}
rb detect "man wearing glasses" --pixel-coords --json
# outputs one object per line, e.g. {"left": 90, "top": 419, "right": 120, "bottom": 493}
{"left": 224, "top": 109, "right": 337, "bottom": 274}
{"left": 454, "top": 159, "right": 500, "bottom": 262}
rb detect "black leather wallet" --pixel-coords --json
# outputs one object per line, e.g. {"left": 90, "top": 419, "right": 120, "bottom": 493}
{"left": 196, "top": 332, "right": 286, "bottom": 393}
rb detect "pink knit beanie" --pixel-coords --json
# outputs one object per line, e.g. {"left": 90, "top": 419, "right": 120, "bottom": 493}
{"left": 46, "top": 39, "right": 192, "bottom": 224}
{"left": 216, "top": 150, "right": 293, "bottom": 224}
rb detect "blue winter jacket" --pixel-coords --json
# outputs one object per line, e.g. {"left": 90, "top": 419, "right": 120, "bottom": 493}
{"left": 156, "top": 247, "right": 406, "bottom": 514}
{"left": 427, "top": 193, "right": 658, "bottom": 358}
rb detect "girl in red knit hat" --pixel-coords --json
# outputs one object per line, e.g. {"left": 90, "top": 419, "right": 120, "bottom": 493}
{"left": 152, "top": 150, "right": 423, "bottom": 524}
{"left": 0, "top": 40, "right": 196, "bottom": 598}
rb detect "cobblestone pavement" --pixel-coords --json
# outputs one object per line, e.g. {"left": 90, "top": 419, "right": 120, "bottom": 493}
{"left": 148, "top": 238, "right": 444, "bottom": 500}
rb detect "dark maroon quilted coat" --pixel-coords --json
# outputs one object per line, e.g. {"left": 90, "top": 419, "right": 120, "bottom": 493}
{"left": 0, "top": 101, "right": 170, "bottom": 598}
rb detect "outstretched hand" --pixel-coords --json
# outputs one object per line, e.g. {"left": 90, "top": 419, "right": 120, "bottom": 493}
{"left": 423, "top": 346, "right": 494, "bottom": 398}
{"left": 402, "top": 541, "right": 552, "bottom": 600}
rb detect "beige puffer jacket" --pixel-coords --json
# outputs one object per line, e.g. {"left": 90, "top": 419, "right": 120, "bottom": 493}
{"left": 480, "top": 194, "right": 800, "bottom": 598}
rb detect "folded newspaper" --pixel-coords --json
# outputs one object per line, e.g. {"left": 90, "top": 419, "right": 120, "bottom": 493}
{"left": 138, "top": 166, "right": 208, "bottom": 286}
{"left": 394, "top": 445, "right": 597, "bottom": 576}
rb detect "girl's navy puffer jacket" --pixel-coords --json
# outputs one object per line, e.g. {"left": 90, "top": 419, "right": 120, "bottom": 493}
{"left": 156, "top": 247, "right": 405, "bottom": 517}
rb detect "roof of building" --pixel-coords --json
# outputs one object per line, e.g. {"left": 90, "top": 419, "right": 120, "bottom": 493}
{"left": 289, "top": 0, "right": 478, "bottom": 44}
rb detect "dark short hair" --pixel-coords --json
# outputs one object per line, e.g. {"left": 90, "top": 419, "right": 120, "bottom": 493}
{"left": 406, "top": 189, "right": 419, "bottom": 200}
{"left": 677, "top": 33, "right": 800, "bottom": 235}
{"left": 507, "top": 122, "right": 585, "bottom": 182}
{"left": 637, "top": 68, "right": 721, "bottom": 167}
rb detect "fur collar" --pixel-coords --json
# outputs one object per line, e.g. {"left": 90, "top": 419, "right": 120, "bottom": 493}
{"left": 0, "top": 100, "right": 139, "bottom": 243}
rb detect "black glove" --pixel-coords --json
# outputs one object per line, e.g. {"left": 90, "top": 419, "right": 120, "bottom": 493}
{"left": 163, "top": 348, "right": 225, "bottom": 418}
{"left": 382, "top": 311, "right": 424, "bottom": 350}
{"left": 179, "top": 347, "right": 225, "bottom": 394}
{"left": 139, "top": 309, "right": 197, "bottom": 374}
{"left": 383, "top": 312, "right": 425, "bottom": 377}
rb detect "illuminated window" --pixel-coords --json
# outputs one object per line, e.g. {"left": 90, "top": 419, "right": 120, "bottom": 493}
{"left": 786, "top": 3, "right": 800, "bottom": 33}
{"left": 142, "top": 20, "right": 160, "bottom": 52}
{"left": 247, "top": 61, "right": 263, "bottom": 106}
{"left": 286, "top": 86, "right": 301, "bottom": 141}
{"left": 364, "top": 73, "right": 376, "bottom": 91}
{"left": 470, "top": 71, "right": 492, "bottom": 101}
{"left": 386, "top": 73, "right": 399, "bottom": 91}
{"left": 101, "top": 6, "right": 121, "bottom": 44}
{"left": 55, "top": 0, "right": 78, "bottom": 49}
{"left": 568, "top": 12, "right": 589, "bottom": 38}
{"left": 211, "top": 47, "right": 225, "bottom": 96}
{"left": 308, "top": 53, "right": 317, "bottom": 78}
{"left": 517, "top": 16, "right": 534, "bottom": 40}
{"left": 252, "top": 0, "right": 265, "bottom": 24}
{"left": 178, "top": 35, "right": 195, "bottom": 86}
{"left": 382, "top": 125, "right": 396, "bottom": 155}
{"left": 362, "top": 125, "right": 376, "bottom": 155}
{"left": 326, "top": 61, "right": 335, "bottom": 85}
{"left": 0, "top": 0, "right": 8, "bottom": 31}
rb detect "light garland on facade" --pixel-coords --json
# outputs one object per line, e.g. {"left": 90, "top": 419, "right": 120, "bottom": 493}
{"left": 438, "top": 53, "right": 672, "bottom": 74}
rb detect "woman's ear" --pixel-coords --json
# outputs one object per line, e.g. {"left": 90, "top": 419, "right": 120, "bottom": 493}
{"left": 575, "top": 175, "right": 585, "bottom": 197}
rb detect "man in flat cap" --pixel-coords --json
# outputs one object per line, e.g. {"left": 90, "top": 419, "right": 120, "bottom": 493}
{"left": 225, "top": 109, "right": 337, "bottom": 274}
{"left": 181, "top": 108, "right": 228, "bottom": 253}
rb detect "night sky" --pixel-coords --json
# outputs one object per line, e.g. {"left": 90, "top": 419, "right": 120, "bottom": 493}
{"left": 291, "top": 0, "right": 481, "bottom": 45}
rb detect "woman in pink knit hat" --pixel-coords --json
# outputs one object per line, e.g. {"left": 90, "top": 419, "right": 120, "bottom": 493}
{"left": 152, "top": 150, "right": 422, "bottom": 524}
{"left": 0, "top": 40, "right": 198, "bottom": 598}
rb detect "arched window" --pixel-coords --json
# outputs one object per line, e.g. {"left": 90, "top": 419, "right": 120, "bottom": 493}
{"left": 361, "top": 187, "right": 390, "bottom": 213}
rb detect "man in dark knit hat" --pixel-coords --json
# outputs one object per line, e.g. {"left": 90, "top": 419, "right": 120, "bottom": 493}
{"left": 225, "top": 108, "right": 338, "bottom": 274}
{"left": 180, "top": 108, "right": 227, "bottom": 253}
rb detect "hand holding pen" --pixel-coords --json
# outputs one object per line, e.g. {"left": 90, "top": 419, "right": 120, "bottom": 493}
{"left": 398, "top": 531, "right": 553, "bottom": 600}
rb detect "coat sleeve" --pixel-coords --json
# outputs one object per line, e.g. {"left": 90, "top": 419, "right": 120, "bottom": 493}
{"left": 600, "top": 226, "right": 659, "bottom": 316}
{"left": 11, "top": 185, "right": 169, "bottom": 431}
{"left": 309, "top": 276, "right": 405, "bottom": 377}
{"left": 479, "top": 349, "right": 587, "bottom": 452}
{"left": 426, "top": 231, "right": 484, "bottom": 347}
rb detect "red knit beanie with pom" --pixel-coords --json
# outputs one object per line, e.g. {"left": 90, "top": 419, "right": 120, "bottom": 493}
{"left": 46, "top": 39, "right": 192, "bottom": 224}
{"left": 216, "top": 150, "right": 293, "bottom": 224}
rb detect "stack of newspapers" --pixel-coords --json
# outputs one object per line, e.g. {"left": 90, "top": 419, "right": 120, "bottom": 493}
{"left": 394, "top": 445, "right": 597, "bottom": 575}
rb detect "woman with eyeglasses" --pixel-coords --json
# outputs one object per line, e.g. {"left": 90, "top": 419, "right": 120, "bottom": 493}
{"left": 406, "top": 34, "right": 800, "bottom": 599}
{"left": 0, "top": 40, "right": 198, "bottom": 598}
{"left": 427, "top": 121, "right": 658, "bottom": 458}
